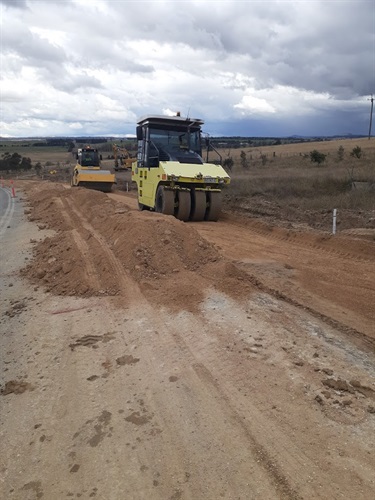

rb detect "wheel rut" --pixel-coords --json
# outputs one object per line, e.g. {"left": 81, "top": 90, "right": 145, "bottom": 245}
{"left": 62, "top": 197, "right": 143, "bottom": 302}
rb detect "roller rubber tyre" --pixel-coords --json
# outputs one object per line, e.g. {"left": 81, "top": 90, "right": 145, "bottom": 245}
{"left": 138, "top": 201, "right": 150, "bottom": 211}
{"left": 205, "top": 191, "right": 222, "bottom": 221}
{"left": 155, "top": 186, "right": 175, "bottom": 215}
{"left": 190, "top": 190, "right": 207, "bottom": 221}
{"left": 176, "top": 190, "right": 191, "bottom": 221}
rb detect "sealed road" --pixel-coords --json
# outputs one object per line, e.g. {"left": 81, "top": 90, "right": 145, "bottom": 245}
{"left": 0, "top": 187, "right": 15, "bottom": 240}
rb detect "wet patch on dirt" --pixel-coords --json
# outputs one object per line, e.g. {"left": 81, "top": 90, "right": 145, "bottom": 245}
{"left": 72, "top": 410, "right": 113, "bottom": 448}
{"left": 69, "top": 332, "right": 116, "bottom": 351}
{"left": 1, "top": 379, "right": 34, "bottom": 395}
{"left": 4, "top": 299, "right": 29, "bottom": 318}
{"left": 116, "top": 355, "right": 140, "bottom": 366}
{"left": 125, "top": 411, "right": 153, "bottom": 426}
{"left": 22, "top": 480, "right": 43, "bottom": 499}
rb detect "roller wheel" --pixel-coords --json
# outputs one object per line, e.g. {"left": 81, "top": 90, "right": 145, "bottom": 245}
{"left": 205, "top": 191, "right": 222, "bottom": 221}
{"left": 138, "top": 202, "right": 150, "bottom": 211}
{"left": 155, "top": 186, "right": 175, "bottom": 215}
{"left": 176, "top": 190, "right": 191, "bottom": 221}
{"left": 190, "top": 190, "right": 207, "bottom": 221}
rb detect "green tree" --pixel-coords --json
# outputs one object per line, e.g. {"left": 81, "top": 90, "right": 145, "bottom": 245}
{"left": 240, "top": 150, "right": 250, "bottom": 169}
{"left": 20, "top": 157, "right": 32, "bottom": 170}
{"left": 0, "top": 152, "right": 23, "bottom": 171}
{"left": 309, "top": 150, "right": 326, "bottom": 164}
{"left": 350, "top": 146, "right": 362, "bottom": 159}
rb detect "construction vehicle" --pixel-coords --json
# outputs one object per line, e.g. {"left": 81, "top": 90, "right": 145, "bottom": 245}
{"left": 132, "top": 114, "right": 230, "bottom": 221}
{"left": 112, "top": 144, "right": 135, "bottom": 171}
{"left": 71, "top": 146, "right": 115, "bottom": 193}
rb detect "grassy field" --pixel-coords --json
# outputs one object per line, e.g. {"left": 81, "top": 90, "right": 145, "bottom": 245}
{"left": 219, "top": 137, "right": 375, "bottom": 160}
{"left": 2, "top": 137, "right": 374, "bottom": 231}
{"left": 220, "top": 138, "right": 375, "bottom": 231}
{"left": 0, "top": 145, "right": 73, "bottom": 165}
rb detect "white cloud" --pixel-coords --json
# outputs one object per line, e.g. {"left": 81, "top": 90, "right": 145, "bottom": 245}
{"left": 0, "top": 0, "right": 373, "bottom": 137}
{"left": 234, "top": 96, "right": 276, "bottom": 115}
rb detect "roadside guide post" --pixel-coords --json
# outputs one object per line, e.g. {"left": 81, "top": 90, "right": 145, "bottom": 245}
{"left": 10, "top": 179, "right": 16, "bottom": 198}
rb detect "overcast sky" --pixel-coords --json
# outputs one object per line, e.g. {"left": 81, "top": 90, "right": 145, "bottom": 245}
{"left": 1, "top": 0, "right": 374, "bottom": 137}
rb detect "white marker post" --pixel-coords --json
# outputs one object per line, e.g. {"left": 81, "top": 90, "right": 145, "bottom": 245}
{"left": 332, "top": 208, "right": 337, "bottom": 235}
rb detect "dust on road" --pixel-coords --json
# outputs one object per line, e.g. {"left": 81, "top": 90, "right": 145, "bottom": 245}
{"left": 1, "top": 181, "right": 374, "bottom": 499}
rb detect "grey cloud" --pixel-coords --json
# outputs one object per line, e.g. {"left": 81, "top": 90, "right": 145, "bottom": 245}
{"left": 115, "top": 60, "right": 154, "bottom": 74}
{"left": 2, "top": 23, "right": 67, "bottom": 65}
{"left": 0, "top": 0, "right": 28, "bottom": 8}
{"left": 1, "top": 0, "right": 373, "bottom": 137}
{"left": 52, "top": 73, "right": 103, "bottom": 93}
{"left": 67, "top": 35, "right": 154, "bottom": 74}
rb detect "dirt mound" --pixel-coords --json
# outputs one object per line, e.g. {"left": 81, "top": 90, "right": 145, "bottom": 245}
{"left": 20, "top": 182, "right": 250, "bottom": 307}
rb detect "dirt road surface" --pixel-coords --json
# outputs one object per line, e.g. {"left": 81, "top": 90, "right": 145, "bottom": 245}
{"left": 1, "top": 182, "right": 374, "bottom": 500}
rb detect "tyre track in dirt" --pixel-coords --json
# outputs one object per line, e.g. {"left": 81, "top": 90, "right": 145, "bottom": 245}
{"left": 146, "top": 318, "right": 301, "bottom": 499}
{"left": 155, "top": 304, "right": 363, "bottom": 500}
{"left": 54, "top": 197, "right": 103, "bottom": 293}
{"left": 62, "top": 196, "right": 145, "bottom": 303}
{"left": 59, "top": 198, "right": 302, "bottom": 497}
{"left": 221, "top": 213, "right": 375, "bottom": 263}
{"left": 242, "top": 268, "right": 375, "bottom": 351}
{"left": 193, "top": 216, "right": 375, "bottom": 348}
{"left": 55, "top": 193, "right": 290, "bottom": 495}
{"left": 107, "top": 193, "right": 375, "bottom": 346}
{"left": 56, "top": 192, "right": 324, "bottom": 497}
{"left": 118, "top": 312, "right": 302, "bottom": 499}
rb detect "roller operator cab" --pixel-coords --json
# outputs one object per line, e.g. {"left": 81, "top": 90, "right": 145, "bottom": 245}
{"left": 71, "top": 146, "right": 115, "bottom": 193}
{"left": 132, "top": 115, "right": 230, "bottom": 221}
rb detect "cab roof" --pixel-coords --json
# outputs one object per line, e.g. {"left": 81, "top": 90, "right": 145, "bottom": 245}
{"left": 137, "top": 115, "right": 204, "bottom": 128}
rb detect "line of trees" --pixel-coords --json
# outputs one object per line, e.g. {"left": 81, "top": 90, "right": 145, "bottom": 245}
{"left": 0, "top": 152, "right": 32, "bottom": 172}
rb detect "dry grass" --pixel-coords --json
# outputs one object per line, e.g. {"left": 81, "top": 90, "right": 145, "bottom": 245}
{"left": 222, "top": 138, "right": 375, "bottom": 229}
{"left": 220, "top": 137, "right": 375, "bottom": 161}
{"left": 0, "top": 146, "right": 73, "bottom": 165}
{"left": 3, "top": 137, "right": 374, "bottom": 229}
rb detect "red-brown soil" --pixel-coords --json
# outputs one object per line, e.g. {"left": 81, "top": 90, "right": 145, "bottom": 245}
{"left": 1, "top": 180, "right": 374, "bottom": 500}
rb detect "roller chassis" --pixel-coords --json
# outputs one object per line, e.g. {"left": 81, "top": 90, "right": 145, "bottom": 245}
{"left": 132, "top": 114, "right": 230, "bottom": 222}
{"left": 132, "top": 162, "right": 229, "bottom": 222}
{"left": 71, "top": 147, "right": 115, "bottom": 193}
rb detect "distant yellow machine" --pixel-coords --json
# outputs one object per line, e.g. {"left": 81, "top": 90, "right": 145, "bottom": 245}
{"left": 112, "top": 144, "right": 135, "bottom": 171}
{"left": 71, "top": 146, "right": 115, "bottom": 193}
